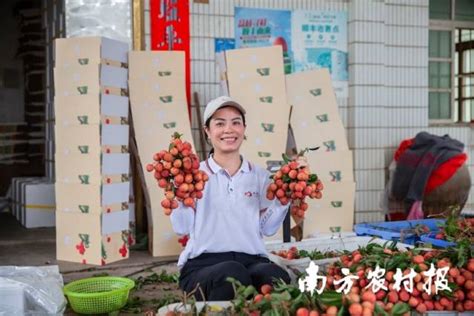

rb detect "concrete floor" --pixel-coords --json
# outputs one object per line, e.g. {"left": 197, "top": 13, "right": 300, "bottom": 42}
{"left": 0, "top": 212, "right": 179, "bottom": 283}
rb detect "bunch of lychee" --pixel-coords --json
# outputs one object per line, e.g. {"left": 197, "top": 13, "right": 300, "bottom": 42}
{"left": 146, "top": 133, "right": 208, "bottom": 215}
{"left": 266, "top": 154, "right": 323, "bottom": 220}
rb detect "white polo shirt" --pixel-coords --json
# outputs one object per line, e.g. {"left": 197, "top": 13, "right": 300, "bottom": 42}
{"left": 170, "top": 155, "right": 289, "bottom": 268}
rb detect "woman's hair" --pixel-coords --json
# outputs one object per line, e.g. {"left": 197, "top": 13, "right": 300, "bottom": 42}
{"left": 204, "top": 106, "right": 246, "bottom": 157}
{"left": 204, "top": 106, "right": 246, "bottom": 129}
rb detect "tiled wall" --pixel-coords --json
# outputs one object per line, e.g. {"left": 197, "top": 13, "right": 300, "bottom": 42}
{"left": 143, "top": 0, "right": 474, "bottom": 222}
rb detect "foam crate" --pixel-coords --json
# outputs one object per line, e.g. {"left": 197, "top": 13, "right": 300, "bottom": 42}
{"left": 354, "top": 219, "right": 444, "bottom": 245}
{"left": 265, "top": 236, "right": 413, "bottom": 275}
{"left": 420, "top": 233, "right": 458, "bottom": 248}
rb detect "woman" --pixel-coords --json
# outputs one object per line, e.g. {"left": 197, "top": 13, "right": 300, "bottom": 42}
{"left": 170, "top": 96, "right": 291, "bottom": 301}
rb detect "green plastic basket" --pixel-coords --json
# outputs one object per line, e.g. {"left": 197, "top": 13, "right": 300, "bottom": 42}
{"left": 63, "top": 276, "right": 135, "bottom": 314}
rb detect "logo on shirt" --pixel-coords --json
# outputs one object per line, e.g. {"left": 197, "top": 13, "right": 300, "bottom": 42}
{"left": 244, "top": 191, "right": 259, "bottom": 198}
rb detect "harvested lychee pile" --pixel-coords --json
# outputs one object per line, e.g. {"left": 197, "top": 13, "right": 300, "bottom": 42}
{"left": 146, "top": 132, "right": 209, "bottom": 215}
{"left": 266, "top": 152, "right": 323, "bottom": 220}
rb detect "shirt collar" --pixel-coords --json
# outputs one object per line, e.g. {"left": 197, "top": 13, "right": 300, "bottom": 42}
{"left": 206, "top": 155, "right": 252, "bottom": 175}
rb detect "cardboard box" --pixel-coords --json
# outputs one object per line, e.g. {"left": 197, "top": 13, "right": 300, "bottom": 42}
{"left": 225, "top": 46, "right": 285, "bottom": 80}
{"left": 286, "top": 68, "right": 339, "bottom": 114}
{"left": 307, "top": 150, "right": 354, "bottom": 183}
{"left": 128, "top": 79, "right": 187, "bottom": 103}
{"left": 129, "top": 50, "right": 193, "bottom": 257}
{"left": 55, "top": 37, "right": 128, "bottom": 67}
{"left": 54, "top": 64, "right": 128, "bottom": 97}
{"left": 55, "top": 182, "right": 130, "bottom": 214}
{"left": 54, "top": 94, "right": 129, "bottom": 126}
{"left": 55, "top": 124, "right": 129, "bottom": 155}
{"left": 128, "top": 51, "right": 187, "bottom": 115}
{"left": 226, "top": 77, "right": 288, "bottom": 109}
{"left": 21, "top": 181, "right": 55, "bottom": 228}
{"left": 286, "top": 68, "right": 349, "bottom": 153}
{"left": 291, "top": 120, "right": 348, "bottom": 152}
{"left": 56, "top": 210, "right": 130, "bottom": 265}
{"left": 303, "top": 182, "right": 356, "bottom": 235}
{"left": 128, "top": 51, "right": 185, "bottom": 80}
{"left": 241, "top": 127, "right": 288, "bottom": 168}
{"left": 222, "top": 46, "right": 292, "bottom": 170}
{"left": 55, "top": 153, "right": 130, "bottom": 185}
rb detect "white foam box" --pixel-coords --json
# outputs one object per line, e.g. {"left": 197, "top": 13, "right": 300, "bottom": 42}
{"left": 56, "top": 210, "right": 130, "bottom": 265}
{"left": 265, "top": 236, "right": 413, "bottom": 274}
{"left": 21, "top": 181, "right": 55, "bottom": 228}
{"left": 55, "top": 36, "right": 128, "bottom": 67}
{"left": 10, "top": 177, "right": 37, "bottom": 220}
{"left": 16, "top": 178, "right": 46, "bottom": 223}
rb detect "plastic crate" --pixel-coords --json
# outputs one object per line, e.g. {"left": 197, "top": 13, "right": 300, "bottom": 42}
{"left": 354, "top": 219, "right": 444, "bottom": 245}
{"left": 419, "top": 233, "right": 457, "bottom": 248}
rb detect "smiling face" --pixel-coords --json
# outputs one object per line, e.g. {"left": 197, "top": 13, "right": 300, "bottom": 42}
{"left": 205, "top": 106, "right": 246, "bottom": 155}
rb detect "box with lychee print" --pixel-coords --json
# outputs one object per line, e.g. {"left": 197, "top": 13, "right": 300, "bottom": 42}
{"left": 56, "top": 211, "right": 130, "bottom": 265}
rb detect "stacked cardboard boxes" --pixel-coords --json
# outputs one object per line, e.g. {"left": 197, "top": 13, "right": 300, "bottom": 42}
{"left": 218, "top": 46, "right": 291, "bottom": 169}
{"left": 129, "top": 51, "right": 194, "bottom": 257}
{"left": 286, "top": 69, "right": 356, "bottom": 234}
{"left": 54, "top": 37, "right": 131, "bottom": 265}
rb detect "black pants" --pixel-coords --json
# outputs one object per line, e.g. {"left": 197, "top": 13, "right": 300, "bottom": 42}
{"left": 178, "top": 252, "right": 290, "bottom": 301}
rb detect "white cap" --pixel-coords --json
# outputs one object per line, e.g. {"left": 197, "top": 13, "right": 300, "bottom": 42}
{"left": 203, "top": 96, "right": 246, "bottom": 124}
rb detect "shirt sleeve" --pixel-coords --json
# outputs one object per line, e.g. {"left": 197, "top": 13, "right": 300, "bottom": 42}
{"left": 259, "top": 199, "right": 289, "bottom": 236}
{"left": 258, "top": 168, "right": 289, "bottom": 236}
{"left": 169, "top": 202, "right": 195, "bottom": 235}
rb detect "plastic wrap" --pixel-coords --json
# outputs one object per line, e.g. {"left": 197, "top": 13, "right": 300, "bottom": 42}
{"left": 65, "top": 0, "right": 131, "bottom": 47}
{"left": 0, "top": 266, "right": 66, "bottom": 315}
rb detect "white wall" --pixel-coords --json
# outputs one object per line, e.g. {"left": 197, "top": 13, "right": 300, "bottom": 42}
{"left": 143, "top": 0, "right": 474, "bottom": 222}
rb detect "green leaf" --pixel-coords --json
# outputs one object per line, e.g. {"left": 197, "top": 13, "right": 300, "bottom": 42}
{"left": 243, "top": 285, "right": 257, "bottom": 298}
{"left": 319, "top": 291, "right": 343, "bottom": 308}
{"left": 390, "top": 302, "right": 410, "bottom": 316}
{"left": 374, "top": 303, "right": 389, "bottom": 316}
{"left": 282, "top": 153, "right": 291, "bottom": 163}
{"left": 336, "top": 305, "right": 346, "bottom": 316}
